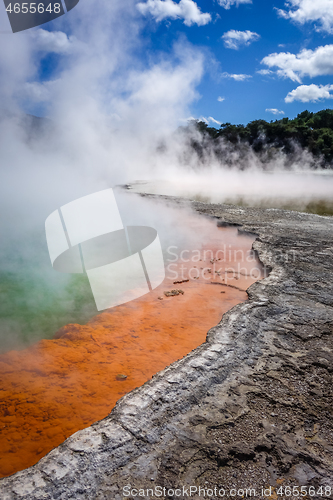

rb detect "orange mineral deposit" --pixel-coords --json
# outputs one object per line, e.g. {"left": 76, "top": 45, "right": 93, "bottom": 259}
{"left": 0, "top": 223, "right": 263, "bottom": 478}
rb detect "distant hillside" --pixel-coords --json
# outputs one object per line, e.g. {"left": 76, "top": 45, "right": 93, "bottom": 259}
{"left": 186, "top": 109, "right": 333, "bottom": 169}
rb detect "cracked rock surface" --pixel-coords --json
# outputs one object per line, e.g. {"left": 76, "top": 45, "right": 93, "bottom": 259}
{"left": 1, "top": 199, "right": 333, "bottom": 499}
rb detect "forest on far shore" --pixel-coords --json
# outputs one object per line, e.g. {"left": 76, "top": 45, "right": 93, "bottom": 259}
{"left": 186, "top": 109, "right": 333, "bottom": 168}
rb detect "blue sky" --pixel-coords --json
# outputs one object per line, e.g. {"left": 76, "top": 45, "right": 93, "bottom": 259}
{"left": 134, "top": 0, "right": 333, "bottom": 124}
{"left": 6, "top": 0, "right": 333, "bottom": 126}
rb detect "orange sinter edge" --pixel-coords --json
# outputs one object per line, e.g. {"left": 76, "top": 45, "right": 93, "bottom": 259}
{"left": 0, "top": 225, "right": 263, "bottom": 478}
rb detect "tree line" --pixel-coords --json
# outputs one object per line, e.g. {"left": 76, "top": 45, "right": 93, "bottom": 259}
{"left": 187, "top": 109, "right": 333, "bottom": 168}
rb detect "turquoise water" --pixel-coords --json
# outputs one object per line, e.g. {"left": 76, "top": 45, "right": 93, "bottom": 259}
{"left": 0, "top": 231, "right": 97, "bottom": 353}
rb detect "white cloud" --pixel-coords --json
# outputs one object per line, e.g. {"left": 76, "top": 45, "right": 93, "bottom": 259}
{"left": 209, "top": 116, "right": 221, "bottom": 125}
{"left": 285, "top": 83, "right": 333, "bottom": 103}
{"left": 217, "top": 96, "right": 225, "bottom": 101}
{"left": 222, "top": 30, "right": 260, "bottom": 50}
{"left": 137, "top": 0, "right": 211, "bottom": 26}
{"left": 199, "top": 116, "right": 221, "bottom": 125}
{"left": 257, "top": 69, "right": 274, "bottom": 75}
{"left": 218, "top": 0, "right": 252, "bottom": 9}
{"left": 221, "top": 72, "right": 252, "bottom": 81}
{"left": 266, "top": 108, "right": 285, "bottom": 115}
{"left": 29, "top": 29, "right": 76, "bottom": 54}
{"left": 261, "top": 44, "right": 333, "bottom": 83}
{"left": 277, "top": 0, "right": 333, "bottom": 33}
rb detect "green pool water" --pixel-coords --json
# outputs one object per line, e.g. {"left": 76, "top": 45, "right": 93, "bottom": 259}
{"left": 0, "top": 242, "right": 97, "bottom": 353}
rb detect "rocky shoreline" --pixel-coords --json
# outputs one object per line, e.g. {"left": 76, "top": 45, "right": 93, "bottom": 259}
{"left": 1, "top": 197, "right": 332, "bottom": 499}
